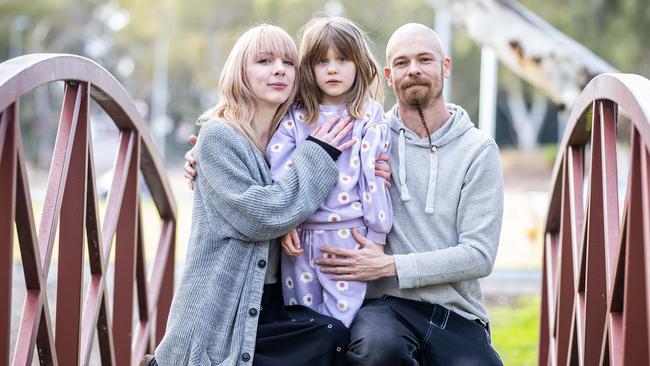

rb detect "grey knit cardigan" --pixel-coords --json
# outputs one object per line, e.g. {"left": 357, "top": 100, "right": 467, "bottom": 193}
{"left": 155, "top": 121, "right": 338, "bottom": 366}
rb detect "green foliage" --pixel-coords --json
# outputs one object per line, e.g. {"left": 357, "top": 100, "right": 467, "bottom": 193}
{"left": 489, "top": 296, "right": 541, "bottom": 365}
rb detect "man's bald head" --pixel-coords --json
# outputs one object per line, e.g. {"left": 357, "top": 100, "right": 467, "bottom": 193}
{"left": 385, "top": 23, "right": 445, "bottom": 64}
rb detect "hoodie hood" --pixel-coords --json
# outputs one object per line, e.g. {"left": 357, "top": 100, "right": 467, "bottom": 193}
{"left": 387, "top": 103, "right": 474, "bottom": 213}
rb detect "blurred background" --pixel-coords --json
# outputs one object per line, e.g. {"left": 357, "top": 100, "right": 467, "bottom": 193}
{"left": 2, "top": 0, "right": 649, "bottom": 364}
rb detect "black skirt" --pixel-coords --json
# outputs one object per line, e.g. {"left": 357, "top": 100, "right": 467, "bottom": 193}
{"left": 254, "top": 283, "right": 349, "bottom": 366}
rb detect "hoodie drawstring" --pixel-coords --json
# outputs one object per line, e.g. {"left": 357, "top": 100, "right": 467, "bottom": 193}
{"left": 398, "top": 129, "right": 438, "bottom": 214}
{"left": 425, "top": 146, "right": 438, "bottom": 214}
{"left": 397, "top": 129, "right": 412, "bottom": 201}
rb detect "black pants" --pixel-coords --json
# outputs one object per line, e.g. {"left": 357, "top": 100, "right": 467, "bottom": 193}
{"left": 254, "top": 283, "right": 349, "bottom": 366}
{"left": 347, "top": 296, "right": 503, "bottom": 366}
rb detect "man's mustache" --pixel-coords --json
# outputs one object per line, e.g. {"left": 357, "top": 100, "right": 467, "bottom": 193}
{"left": 400, "top": 77, "right": 432, "bottom": 89}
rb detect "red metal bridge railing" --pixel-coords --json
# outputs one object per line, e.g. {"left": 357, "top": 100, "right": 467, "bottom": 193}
{"left": 541, "top": 73, "right": 650, "bottom": 365}
{"left": 0, "top": 54, "right": 177, "bottom": 365}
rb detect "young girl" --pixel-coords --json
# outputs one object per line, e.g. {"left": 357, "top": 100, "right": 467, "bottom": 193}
{"left": 265, "top": 16, "right": 393, "bottom": 327}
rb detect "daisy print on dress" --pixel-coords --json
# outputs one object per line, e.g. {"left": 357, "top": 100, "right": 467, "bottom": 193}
{"left": 337, "top": 192, "right": 351, "bottom": 204}
{"left": 336, "top": 281, "right": 349, "bottom": 292}
{"left": 337, "top": 299, "right": 349, "bottom": 312}
{"left": 360, "top": 140, "right": 370, "bottom": 152}
{"left": 350, "top": 157, "right": 360, "bottom": 167}
{"left": 288, "top": 298, "right": 297, "bottom": 305}
{"left": 285, "top": 120, "right": 295, "bottom": 129}
{"left": 285, "top": 276, "right": 294, "bottom": 289}
{"left": 327, "top": 213, "right": 342, "bottom": 223}
{"left": 368, "top": 182, "right": 377, "bottom": 193}
{"left": 339, "top": 174, "right": 351, "bottom": 185}
{"left": 303, "top": 293, "right": 314, "bottom": 306}
{"left": 337, "top": 229, "right": 350, "bottom": 239}
{"left": 363, "top": 192, "right": 372, "bottom": 203}
{"left": 284, "top": 160, "right": 294, "bottom": 169}
{"left": 378, "top": 210, "right": 386, "bottom": 221}
{"left": 351, "top": 202, "right": 362, "bottom": 211}
{"left": 300, "top": 272, "right": 314, "bottom": 283}
{"left": 270, "top": 143, "right": 283, "bottom": 153}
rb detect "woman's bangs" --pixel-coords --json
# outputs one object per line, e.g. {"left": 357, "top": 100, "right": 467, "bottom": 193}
{"left": 251, "top": 28, "right": 297, "bottom": 64}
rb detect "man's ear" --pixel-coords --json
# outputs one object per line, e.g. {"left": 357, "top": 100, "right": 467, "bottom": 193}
{"left": 442, "top": 57, "right": 452, "bottom": 79}
{"left": 384, "top": 66, "right": 393, "bottom": 87}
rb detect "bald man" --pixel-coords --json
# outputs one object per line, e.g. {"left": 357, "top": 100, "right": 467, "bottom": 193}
{"left": 184, "top": 23, "right": 503, "bottom": 365}
{"left": 314, "top": 23, "right": 504, "bottom": 365}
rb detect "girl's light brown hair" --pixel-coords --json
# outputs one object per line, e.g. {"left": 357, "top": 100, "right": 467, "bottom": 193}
{"left": 296, "top": 16, "right": 384, "bottom": 125}
{"left": 200, "top": 24, "right": 298, "bottom": 151}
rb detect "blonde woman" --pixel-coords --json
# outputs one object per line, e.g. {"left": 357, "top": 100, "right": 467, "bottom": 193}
{"left": 150, "top": 24, "right": 354, "bottom": 366}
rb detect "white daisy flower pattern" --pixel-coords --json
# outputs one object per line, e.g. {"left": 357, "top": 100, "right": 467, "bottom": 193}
{"left": 337, "top": 192, "right": 350, "bottom": 204}
{"left": 303, "top": 293, "right": 314, "bottom": 306}
{"left": 368, "top": 182, "right": 377, "bottom": 193}
{"left": 285, "top": 276, "right": 294, "bottom": 289}
{"left": 271, "top": 143, "right": 282, "bottom": 153}
{"left": 351, "top": 158, "right": 360, "bottom": 167}
{"left": 368, "top": 159, "right": 376, "bottom": 169}
{"left": 378, "top": 210, "right": 386, "bottom": 221}
{"left": 363, "top": 192, "right": 372, "bottom": 203}
{"left": 336, "top": 281, "right": 349, "bottom": 292}
{"left": 300, "top": 272, "right": 313, "bottom": 283}
{"left": 337, "top": 229, "right": 350, "bottom": 239}
{"left": 351, "top": 202, "right": 362, "bottom": 211}
{"left": 360, "top": 140, "right": 370, "bottom": 152}
{"left": 337, "top": 299, "right": 349, "bottom": 312}
{"left": 285, "top": 120, "right": 295, "bottom": 129}
{"left": 339, "top": 174, "right": 351, "bottom": 185}
{"left": 288, "top": 298, "right": 297, "bottom": 305}
{"left": 285, "top": 160, "right": 294, "bottom": 169}
{"left": 327, "top": 213, "right": 342, "bottom": 223}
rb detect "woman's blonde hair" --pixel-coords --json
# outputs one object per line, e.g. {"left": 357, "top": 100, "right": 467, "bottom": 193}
{"left": 200, "top": 24, "right": 298, "bottom": 150}
{"left": 296, "top": 16, "right": 384, "bottom": 125}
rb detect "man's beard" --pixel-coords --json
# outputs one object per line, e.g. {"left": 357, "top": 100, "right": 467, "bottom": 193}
{"left": 396, "top": 70, "right": 444, "bottom": 107}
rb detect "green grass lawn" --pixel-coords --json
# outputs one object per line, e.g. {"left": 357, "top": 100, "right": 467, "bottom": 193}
{"left": 489, "top": 296, "right": 540, "bottom": 365}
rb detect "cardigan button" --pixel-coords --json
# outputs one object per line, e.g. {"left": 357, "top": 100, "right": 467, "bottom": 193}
{"left": 241, "top": 353, "right": 251, "bottom": 362}
{"left": 249, "top": 308, "right": 258, "bottom": 317}
{"left": 257, "top": 259, "right": 267, "bottom": 268}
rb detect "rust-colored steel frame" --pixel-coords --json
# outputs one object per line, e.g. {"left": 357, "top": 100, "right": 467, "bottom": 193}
{"left": 541, "top": 73, "right": 650, "bottom": 365}
{"left": 0, "top": 54, "right": 177, "bottom": 365}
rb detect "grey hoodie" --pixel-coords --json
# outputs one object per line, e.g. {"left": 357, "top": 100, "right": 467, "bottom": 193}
{"left": 366, "top": 103, "right": 504, "bottom": 324}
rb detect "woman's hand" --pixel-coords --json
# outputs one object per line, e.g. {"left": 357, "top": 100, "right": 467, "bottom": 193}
{"left": 310, "top": 116, "right": 356, "bottom": 151}
{"left": 281, "top": 228, "right": 303, "bottom": 256}
{"left": 184, "top": 135, "right": 198, "bottom": 190}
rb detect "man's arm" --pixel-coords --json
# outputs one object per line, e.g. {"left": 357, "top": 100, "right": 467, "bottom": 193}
{"left": 317, "top": 142, "right": 503, "bottom": 285}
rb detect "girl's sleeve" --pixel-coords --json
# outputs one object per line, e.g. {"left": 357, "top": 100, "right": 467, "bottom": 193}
{"left": 265, "top": 114, "right": 300, "bottom": 181}
{"left": 358, "top": 103, "right": 393, "bottom": 244}
{"left": 195, "top": 122, "right": 338, "bottom": 242}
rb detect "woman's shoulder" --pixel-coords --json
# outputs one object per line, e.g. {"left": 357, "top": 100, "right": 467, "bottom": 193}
{"left": 196, "top": 119, "right": 251, "bottom": 160}
{"left": 197, "top": 120, "right": 248, "bottom": 149}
